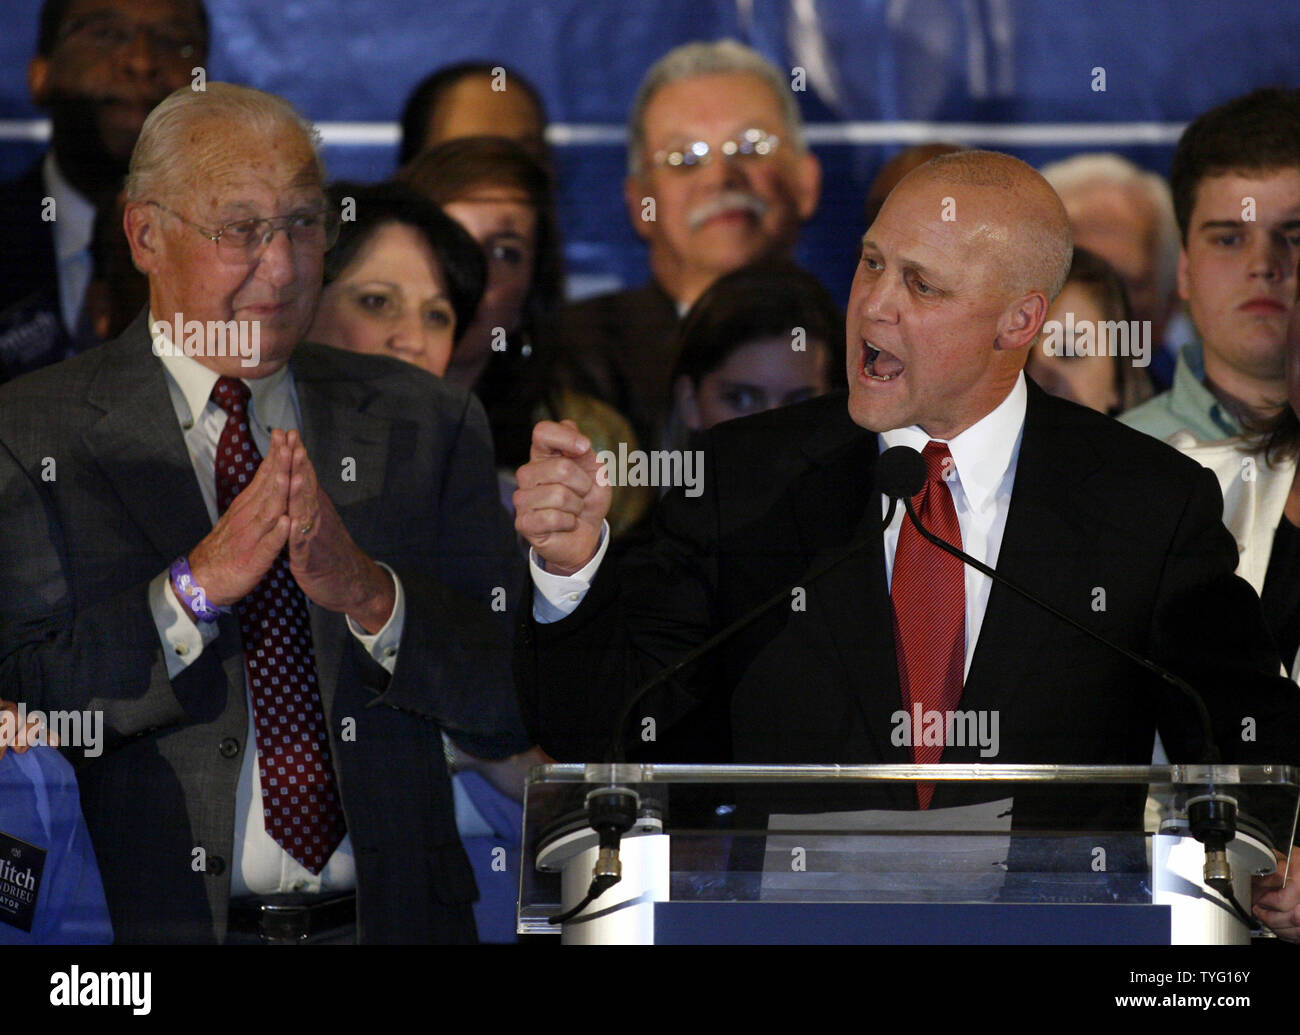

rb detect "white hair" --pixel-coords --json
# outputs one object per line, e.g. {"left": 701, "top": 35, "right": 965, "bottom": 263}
{"left": 126, "top": 82, "right": 325, "bottom": 202}
{"left": 1039, "top": 152, "right": 1179, "bottom": 299}
{"left": 626, "top": 38, "right": 805, "bottom": 176}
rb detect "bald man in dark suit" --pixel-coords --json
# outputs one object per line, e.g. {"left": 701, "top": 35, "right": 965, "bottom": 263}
{"left": 514, "top": 150, "right": 1300, "bottom": 939}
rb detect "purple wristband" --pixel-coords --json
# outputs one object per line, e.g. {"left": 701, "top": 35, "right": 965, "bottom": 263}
{"left": 169, "top": 557, "right": 223, "bottom": 623}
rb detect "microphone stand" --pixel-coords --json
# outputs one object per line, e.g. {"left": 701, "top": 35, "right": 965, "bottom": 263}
{"left": 551, "top": 498, "right": 905, "bottom": 923}
{"left": 899, "top": 492, "right": 1259, "bottom": 931}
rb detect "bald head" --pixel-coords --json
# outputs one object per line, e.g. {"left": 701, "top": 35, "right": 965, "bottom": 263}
{"left": 863, "top": 143, "right": 964, "bottom": 227}
{"left": 849, "top": 150, "right": 1073, "bottom": 437}
{"left": 894, "top": 150, "right": 1074, "bottom": 303}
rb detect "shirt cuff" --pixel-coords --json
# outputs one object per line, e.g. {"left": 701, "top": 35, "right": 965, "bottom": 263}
{"left": 530, "top": 521, "right": 609, "bottom": 623}
{"left": 150, "top": 568, "right": 220, "bottom": 679}
{"left": 346, "top": 562, "right": 404, "bottom": 673}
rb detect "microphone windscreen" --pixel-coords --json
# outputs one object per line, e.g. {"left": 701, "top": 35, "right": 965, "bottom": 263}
{"left": 876, "top": 445, "right": 926, "bottom": 500}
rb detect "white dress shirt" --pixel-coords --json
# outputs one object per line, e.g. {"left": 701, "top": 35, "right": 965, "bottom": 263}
{"left": 145, "top": 318, "right": 406, "bottom": 896}
{"left": 879, "top": 375, "right": 1027, "bottom": 677}
{"left": 43, "top": 153, "right": 95, "bottom": 339}
{"left": 531, "top": 375, "right": 1029, "bottom": 684}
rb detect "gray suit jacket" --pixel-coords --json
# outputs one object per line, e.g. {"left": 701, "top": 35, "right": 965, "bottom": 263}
{"left": 0, "top": 312, "right": 529, "bottom": 943}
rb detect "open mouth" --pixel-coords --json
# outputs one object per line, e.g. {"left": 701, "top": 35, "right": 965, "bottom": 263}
{"left": 863, "top": 341, "right": 904, "bottom": 382}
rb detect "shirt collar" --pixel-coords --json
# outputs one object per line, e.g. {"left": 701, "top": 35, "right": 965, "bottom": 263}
{"left": 43, "top": 152, "right": 96, "bottom": 263}
{"left": 149, "top": 311, "right": 294, "bottom": 431}
{"left": 879, "top": 372, "right": 1028, "bottom": 513}
{"left": 1178, "top": 339, "right": 1207, "bottom": 381}
{"left": 1169, "top": 340, "right": 1241, "bottom": 438}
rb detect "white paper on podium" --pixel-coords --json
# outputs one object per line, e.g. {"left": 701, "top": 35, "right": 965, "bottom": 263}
{"left": 761, "top": 798, "right": 1014, "bottom": 902}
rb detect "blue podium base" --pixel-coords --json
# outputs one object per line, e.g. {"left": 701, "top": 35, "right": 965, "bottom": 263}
{"left": 653, "top": 902, "right": 1171, "bottom": 945}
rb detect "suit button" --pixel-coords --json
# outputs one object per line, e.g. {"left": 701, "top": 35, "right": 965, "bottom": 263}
{"left": 218, "top": 737, "right": 240, "bottom": 758}
{"left": 208, "top": 855, "right": 226, "bottom": 876}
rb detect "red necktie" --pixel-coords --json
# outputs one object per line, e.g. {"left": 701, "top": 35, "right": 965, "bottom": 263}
{"left": 890, "top": 441, "right": 965, "bottom": 809}
{"left": 211, "top": 377, "right": 346, "bottom": 873}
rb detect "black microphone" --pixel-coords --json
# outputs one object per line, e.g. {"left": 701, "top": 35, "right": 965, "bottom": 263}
{"left": 876, "top": 443, "right": 927, "bottom": 501}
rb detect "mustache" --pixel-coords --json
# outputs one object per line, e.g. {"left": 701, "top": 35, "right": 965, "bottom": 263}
{"left": 687, "top": 190, "right": 769, "bottom": 230}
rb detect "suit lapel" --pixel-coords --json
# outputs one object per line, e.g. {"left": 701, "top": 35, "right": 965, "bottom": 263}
{"left": 292, "top": 345, "right": 391, "bottom": 509}
{"left": 290, "top": 345, "right": 392, "bottom": 717}
{"left": 792, "top": 409, "right": 910, "bottom": 764}
{"left": 961, "top": 383, "right": 1105, "bottom": 719}
{"left": 82, "top": 313, "right": 213, "bottom": 563}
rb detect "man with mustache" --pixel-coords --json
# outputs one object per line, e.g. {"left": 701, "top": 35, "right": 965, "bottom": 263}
{"left": 1122, "top": 88, "right": 1300, "bottom": 440}
{"left": 516, "top": 150, "right": 1300, "bottom": 939}
{"left": 0, "top": 0, "right": 208, "bottom": 380}
{"left": 561, "top": 39, "right": 822, "bottom": 450}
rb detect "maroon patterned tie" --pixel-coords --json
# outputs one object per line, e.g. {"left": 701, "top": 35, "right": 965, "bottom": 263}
{"left": 211, "top": 376, "right": 346, "bottom": 873}
{"left": 890, "top": 441, "right": 965, "bottom": 809}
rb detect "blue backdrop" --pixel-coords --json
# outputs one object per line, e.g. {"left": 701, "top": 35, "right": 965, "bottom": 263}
{"left": 3, "top": 0, "right": 1299, "bottom": 304}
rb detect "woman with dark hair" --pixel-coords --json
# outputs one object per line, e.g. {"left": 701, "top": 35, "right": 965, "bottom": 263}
{"left": 1025, "top": 247, "right": 1154, "bottom": 415}
{"left": 1170, "top": 267, "right": 1300, "bottom": 679}
{"left": 308, "top": 181, "right": 485, "bottom": 377}
{"left": 309, "top": 178, "right": 538, "bottom": 943}
{"left": 398, "top": 61, "right": 549, "bottom": 169}
{"left": 667, "top": 258, "right": 843, "bottom": 447}
{"left": 401, "top": 136, "right": 652, "bottom": 533}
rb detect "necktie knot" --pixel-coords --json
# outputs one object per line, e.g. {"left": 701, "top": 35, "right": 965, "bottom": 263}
{"left": 921, "top": 441, "right": 953, "bottom": 490}
{"left": 212, "top": 376, "right": 250, "bottom": 419}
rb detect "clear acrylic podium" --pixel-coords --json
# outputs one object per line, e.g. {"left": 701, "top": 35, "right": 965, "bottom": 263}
{"left": 519, "top": 763, "right": 1298, "bottom": 945}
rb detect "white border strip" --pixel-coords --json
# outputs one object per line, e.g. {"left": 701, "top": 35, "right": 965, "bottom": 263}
{"left": 0, "top": 119, "right": 1189, "bottom": 147}
{"left": 0, "top": 119, "right": 51, "bottom": 142}
{"left": 804, "top": 120, "right": 1188, "bottom": 146}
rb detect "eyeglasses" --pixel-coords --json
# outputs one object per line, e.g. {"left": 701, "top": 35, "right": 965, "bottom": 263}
{"left": 147, "top": 202, "right": 341, "bottom": 265}
{"left": 55, "top": 12, "right": 205, "bottom": 62}
{"left": 650, "top": 128, "right": 781, "bottom": 171}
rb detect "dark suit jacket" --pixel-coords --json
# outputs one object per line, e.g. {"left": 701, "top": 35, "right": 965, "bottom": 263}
{"left": 559, "top": 279, "right": 680, "bottom": 450}
{"left": 0, "top": 160, "right": 75, "bottom": 381}
{"left": 0, "top": 312, "right": 530, "bottom": 943}
{"left": 0, "top": 161, "right": 58, "bottom": 317}
{"left": 517, "top": 385, "right": 1300, "bottom": 827}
